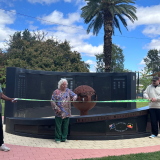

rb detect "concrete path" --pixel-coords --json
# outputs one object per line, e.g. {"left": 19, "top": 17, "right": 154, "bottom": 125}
{"left": 1, "top": 116, "right": 160, "bottom": 160}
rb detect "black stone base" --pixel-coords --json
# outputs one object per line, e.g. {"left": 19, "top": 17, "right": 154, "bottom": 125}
{"left": 8, "top": 131, "right": 151, "bottom": 140}
{"left": 5, "top": 106, "right": 151, "bottom": 140}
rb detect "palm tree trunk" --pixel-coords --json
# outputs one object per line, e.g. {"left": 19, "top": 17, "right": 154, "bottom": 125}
{"left": 103, "top": 11, "right": 113, "bottom": 72}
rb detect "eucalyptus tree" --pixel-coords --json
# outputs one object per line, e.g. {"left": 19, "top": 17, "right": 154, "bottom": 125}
{"left": 81, "top": 0, "right": 138, "bottom": 72}
{"left": 144, "top": 49, "right": 160, "bottom": 74}
{"left": 96, "top": 44, "right": 125, "bottom": 73}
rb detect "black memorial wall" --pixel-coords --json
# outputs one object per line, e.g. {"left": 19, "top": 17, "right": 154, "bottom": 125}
{"left": 4, "top": 67, "right": 136, "bottom": 124}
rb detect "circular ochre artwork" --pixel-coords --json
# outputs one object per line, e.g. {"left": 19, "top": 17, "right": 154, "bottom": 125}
{"left": 72, "top": 85, "right": 97, "bottom": 116}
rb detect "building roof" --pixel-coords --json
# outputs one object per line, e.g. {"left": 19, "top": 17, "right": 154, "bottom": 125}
{"left": 146, "top": 71, "right": 160, "bottom": 77}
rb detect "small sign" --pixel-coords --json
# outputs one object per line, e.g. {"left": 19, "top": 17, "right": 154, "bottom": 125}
{"left": 109, "top": 122, "right": 133, "bottom": 132}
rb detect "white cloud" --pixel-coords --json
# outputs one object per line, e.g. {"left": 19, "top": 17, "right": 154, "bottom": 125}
{"left": 85, "top": 60, "right": 97, "bottom": 72}
{"left": 85, "top": 60, "right": 96, "bottom": 65}
{"left": 138, "top": 57, "right": 147, "bottom": 74}
{"left": 27, "top": 0, "right": 82, "bottom": 4}
{"left": 25, "top": 21, "right": 39, "bottom": 31}
{"left": 89, "top": 64, "right": 97, "bottom": 72}
{"left": 0, "top": 27, "right": 15, "bottom": 42}
{"left": 27, "top": 0, "right": 59, "bottom": 4}
{"left": 26, "top": 21, "right": 34, "bottom": 25}
{"left": 116, "top": 44, "right": 126, "bottom": 49}
{"left": 64, "top": 0, "right": 71, "bottom": 2}
{"left": 126, "top": 4, "right": 160, "bottom": 50}
{"left": 0, "top": 27, "right": 16, "bottom": 50}
{"left": 0, "top": 0, "right": 14, "bottom": 7}
{"left": 89, "top": 67, "right": 96, "bottom": 72}
{"left": 127, "top": 4, "right": 160, "bottom": 30}
{"left": 0, "top": 10, "right": 16, "bottom": 50}
{"left": 43, "top": 26, "right": 103, "bottom": 56}
{"left": 39, "top": 10, "right": 80, "bottom": 26}
{"left": 143, "top": 38, "right": 160, "bottom": 50}
{"left": 0, "top": 9, "right": 16, "bottom": 27}
{"left": 142, "top": 25, "right": 160, "bottom": 38}
{"left": 37, "top": 10, "right": 103, "bottom": 57}
{"left": 53, "top": 25, "right": 86, "bottom": 35}
{"left": 139, "top": 59, "right": 145, "bottom": 65}
{"left": 29, "top": 24, "right": 38, "bottom": 30}
{"left": 0, "top": 42, "right": 5, "bottom": 49}
{"left": 73, "top": 44, "right": 103, "bottom": 56}
{"left": 77, "top": 0, "right": 86, "bottom": 10}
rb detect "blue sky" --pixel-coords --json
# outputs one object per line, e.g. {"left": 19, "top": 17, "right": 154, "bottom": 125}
{"left": 0, "top": 0, "right": 160, "bottom": 72}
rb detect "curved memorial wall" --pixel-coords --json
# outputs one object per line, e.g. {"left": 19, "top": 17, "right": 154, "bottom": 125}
{"left": 4, "top": 67, "right": 136, "bottom": 124}
{"left": 5, "top": 106, "right": 151, "bottom": 140}
{"left": 4, "top": 67, "right": 151, "bottom": 140}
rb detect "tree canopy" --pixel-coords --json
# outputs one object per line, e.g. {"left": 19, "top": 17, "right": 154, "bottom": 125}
{"left": 81, "top": 0, "right": 137, "bottom": 72}
{"left": 0, "top": 29, "right": 90, "bottom": 88}
{"left": 95, "top": 44, "right": 131, "bottom": 72}
{"left": 143, "top": 49, "right": 160, "bottom": 74}
{"left": 139, "top": 67, "right": 152, "bottom": 91}
{"left": 4, "top": 29, "right": 90, "bottom": 72}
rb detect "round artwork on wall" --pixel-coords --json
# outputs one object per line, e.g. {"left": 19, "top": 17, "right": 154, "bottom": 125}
{"left": 72, "top": 85, "right": 97, "bottom": 115}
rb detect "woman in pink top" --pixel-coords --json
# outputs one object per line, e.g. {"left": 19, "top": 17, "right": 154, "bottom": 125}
{"left": 51, "top": 79, "right": 77, "bottom": 144}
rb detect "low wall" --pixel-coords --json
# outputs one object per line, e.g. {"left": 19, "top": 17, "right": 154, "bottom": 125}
{"left": 5, "top": 106, "right": 151, "bottom": 140}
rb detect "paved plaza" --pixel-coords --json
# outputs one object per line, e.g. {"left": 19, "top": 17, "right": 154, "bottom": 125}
{"left": 1, "top": 116, "right": 160, "bottom": 160}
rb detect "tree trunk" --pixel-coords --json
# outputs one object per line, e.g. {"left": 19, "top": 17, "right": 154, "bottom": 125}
{"left": 103, "top": 11, "right": 113, "bottom": 72}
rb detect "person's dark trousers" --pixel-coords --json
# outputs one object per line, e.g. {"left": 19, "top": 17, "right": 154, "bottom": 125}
{"left": 55, "top": 116, "right": 69, "bottom": 142}
{"left": 0, "top": 113, "right": 4, "bottom": 146}
{"left": 149, "top": 108, "right": 160, "bottom": 136}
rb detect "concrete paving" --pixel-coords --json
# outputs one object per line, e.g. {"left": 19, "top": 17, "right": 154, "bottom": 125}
{"left": 1, "top": 116, "right": 160, "bottom": 160}
{"left": 3, "top": 123, "right": 160, "bottom": 149}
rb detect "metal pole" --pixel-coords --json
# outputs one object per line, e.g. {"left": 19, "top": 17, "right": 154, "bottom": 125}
{"left": 138, "top": 71, "right": 139, "bottom": 94}
{"left": 142, "top": 89, "right": 144, "bottom": 99}
{"left": 136, "top": 71, "right": 138, "bottom": 98}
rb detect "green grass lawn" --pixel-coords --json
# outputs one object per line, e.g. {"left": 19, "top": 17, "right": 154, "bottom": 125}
{"left": 136, "top": 101, "right": 149, "bottom": 108}
{"left": 136, "top": 97, "right": 149, "bottom": 108}
{"left": 78, "top": 151, "right": 160, "bottom": 160}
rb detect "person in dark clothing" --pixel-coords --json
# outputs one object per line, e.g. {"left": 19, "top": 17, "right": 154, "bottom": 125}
{"left": 143, "top": 76, "right": 160, "bottom": 138}
{"left": 0, "top": 86, "right": 17, "bottom": 151}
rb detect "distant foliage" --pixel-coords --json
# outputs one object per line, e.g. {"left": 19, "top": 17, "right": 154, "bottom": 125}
{"left": 95, "top": 44, "right": 131, "bottom": 73}
{"left": 3, "top": 29, "right": 90, "bottom": 72}
{"left": 144, "top": 49, "right": 160, "bottom": 73}
{"left": 0, "top": 29, "right": 90, "bottom": 88}
{"left": 0, "top": 49, "right": 6, "bottom": 88}
{"left": 139, "top": 67, "right": 153, "bottom": 91}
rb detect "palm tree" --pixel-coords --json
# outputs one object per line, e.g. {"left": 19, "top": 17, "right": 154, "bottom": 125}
{"left": 81, "top": 0, "right": 138, "bottom": 72}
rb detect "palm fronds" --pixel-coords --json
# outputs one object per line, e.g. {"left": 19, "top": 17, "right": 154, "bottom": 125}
{"left": 81, "top": 0, "right": 138, "bottom": 35}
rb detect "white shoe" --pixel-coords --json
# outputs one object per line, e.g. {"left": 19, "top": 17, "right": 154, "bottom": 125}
{"left": 55, "top": 141, "right": 61, "bottom": 144}
{"left": 0, "top": 144, "right": 10, "bottom": 151}
{"left": 63, "top": 139, "right": 69, "bottom": 143}
{"left": 149, "top": 134, "right": 156, "bottom": 138}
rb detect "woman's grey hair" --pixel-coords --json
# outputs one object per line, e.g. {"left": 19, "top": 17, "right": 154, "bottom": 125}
{"left": 58, "top": 79, "right": 68, "bottom": 89}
